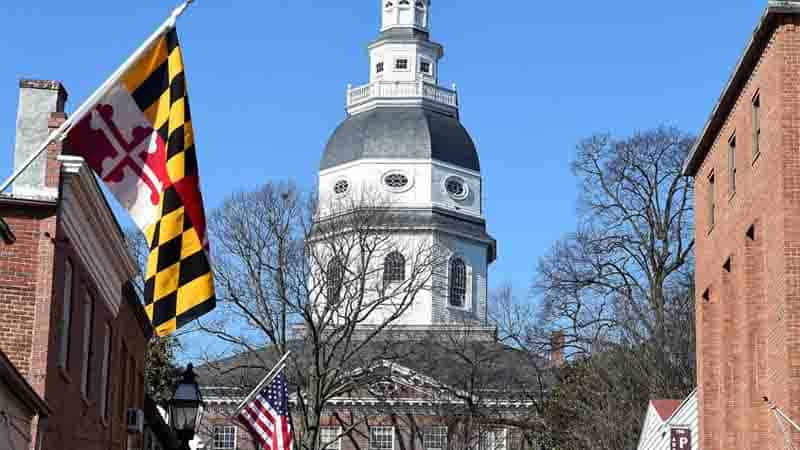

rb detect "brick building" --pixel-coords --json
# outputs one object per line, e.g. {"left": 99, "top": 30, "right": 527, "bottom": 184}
{"left": 683, "top": 1, "right": 800, "bottom": 448}
{"left": 0, "top": 79, "right": 155, "bottom": 449}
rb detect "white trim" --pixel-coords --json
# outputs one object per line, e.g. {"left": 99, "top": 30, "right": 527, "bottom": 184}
{"left": 443, "top": 175, "right": 469, "bottom": 201}
{"left": 382, "top": 169, "right": 415, "bottom": 193}
{"left": 447, "top": 254, "right": 471, "bottom": 310}
{"left": 370, "top": 426, "right": 395, "bottom": 450}
{"left": 320, "top": 158, "right": 480, "bottom": 178}
{"left": 59, "top": 155, "right": 138, "bottom": 316}
{"left": 320, "top": 426, "right": 343, "bottom": 450}
{"left": 332, "top": 176, "right": 353, "bottom": 197}
{"left": 393, "top": 56, "right": 411, "bottom": 72}
{"left": 418, "top": 56, "right": 434, "bottom": 77}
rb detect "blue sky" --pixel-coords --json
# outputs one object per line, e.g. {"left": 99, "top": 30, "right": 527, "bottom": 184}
{"left": 0, "top": 1, "right": 765, "bottom": 355}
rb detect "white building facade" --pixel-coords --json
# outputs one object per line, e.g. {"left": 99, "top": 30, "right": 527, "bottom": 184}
{"left": 317, "top": 0, "right": 496, "bottom": 329}
{"left": 637, "top": 391, "right": 699, "bottom": 450}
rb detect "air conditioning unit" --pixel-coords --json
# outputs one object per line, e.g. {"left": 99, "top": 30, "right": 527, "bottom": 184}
{"left": 126, "top": 408, "right": 145, "bottom": 434}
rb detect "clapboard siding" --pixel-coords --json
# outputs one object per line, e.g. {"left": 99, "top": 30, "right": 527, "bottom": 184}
{"left": 637, "top": 390, "right": 699, "bottom": 450}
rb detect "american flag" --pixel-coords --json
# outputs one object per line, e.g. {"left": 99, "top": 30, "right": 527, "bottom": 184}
{"left": 238, "top": 370, "right": 293, "bottom": 450}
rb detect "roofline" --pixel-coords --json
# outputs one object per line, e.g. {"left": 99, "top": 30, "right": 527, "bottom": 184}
{"left": 661, "top": 388, "right": 698, "bottom": 425}
{"left": 683, "top": 1, "right": 800, "bottom": 177}
{"left": 0, "top": 349, "right": 52, "bottom": 416}
{"left": 0, "top": 217, "right": 15, "bottom": 244}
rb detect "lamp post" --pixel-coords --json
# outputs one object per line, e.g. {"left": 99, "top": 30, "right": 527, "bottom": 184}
{"left": 168, "top": 364, "right": 204, "bottom": 447}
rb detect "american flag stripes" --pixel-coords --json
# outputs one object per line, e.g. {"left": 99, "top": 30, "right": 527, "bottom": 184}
{"left": 238, "top": 369, "right": 293, "bottom": 450}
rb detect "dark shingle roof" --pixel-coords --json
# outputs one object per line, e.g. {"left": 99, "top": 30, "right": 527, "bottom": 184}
{"left": 197, "top": 336, "right": 550, "bottom": 400}
{"left": 322, "top": 107, "right": 480, "bottom": 172}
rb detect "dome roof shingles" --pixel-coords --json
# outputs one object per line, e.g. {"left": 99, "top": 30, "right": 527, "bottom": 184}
{"left": 321, "top": 107, "right": 480, "bottom": 172}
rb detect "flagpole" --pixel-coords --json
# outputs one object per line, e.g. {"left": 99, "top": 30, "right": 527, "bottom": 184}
{"left": 0, "top": 0, "right": 196, "bottom": 195}
{"left": 236, "top": 350, "right": 292, "bottom": 415}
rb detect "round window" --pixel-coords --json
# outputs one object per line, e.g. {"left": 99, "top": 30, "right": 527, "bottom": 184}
{"left": 333, "top": 179, "right": 350, "bottom": 196}
{"left": 384, "top": 173, "right": 410, "bottom": 190}
{"left": 444, "top": 176, "right": 468, "bottom": 200}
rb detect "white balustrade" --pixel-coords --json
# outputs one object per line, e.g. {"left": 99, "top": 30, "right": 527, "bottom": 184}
{"left": 347, "top": 81, "right": 459, "bottom": 109}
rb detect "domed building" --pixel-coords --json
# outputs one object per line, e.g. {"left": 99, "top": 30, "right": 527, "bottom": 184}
{"left": 316, "top": 0, "right": 496, "bottom": 331}
{"left": 193, "top": 3, "right": 546, "bottom": 450}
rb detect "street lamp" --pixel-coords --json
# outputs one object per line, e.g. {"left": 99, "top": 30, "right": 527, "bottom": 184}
{"left": 169, "top": 363, "right": 204, "bottom": 443}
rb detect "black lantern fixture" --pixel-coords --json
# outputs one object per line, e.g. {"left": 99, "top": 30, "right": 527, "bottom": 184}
{"left": 169, "top": 363, "right": 204, "bottom": 442}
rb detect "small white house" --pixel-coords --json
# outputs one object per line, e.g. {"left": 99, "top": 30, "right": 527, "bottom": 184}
{"left": 637, "top": 390, "right": 699, "bottom": 450}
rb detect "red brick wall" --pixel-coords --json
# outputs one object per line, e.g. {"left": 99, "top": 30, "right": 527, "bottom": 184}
{"left": 0, "top": 205, "right": 56, "bottom": 379}
{"left": 0, "top": 108, "right": 149, "bottom": 449}
{"left": 36, "top": 229, "right": 149, "bottom": 450}
{"left": 693, "top": 16, "right": 800, "bottom": 450}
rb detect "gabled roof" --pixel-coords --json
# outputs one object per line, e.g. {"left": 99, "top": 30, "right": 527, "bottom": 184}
{"left": 650, "top": 399, "right": 682, "bottom": 420}
{"left": 684, "top": 1, "right": 800, "bottom": 176}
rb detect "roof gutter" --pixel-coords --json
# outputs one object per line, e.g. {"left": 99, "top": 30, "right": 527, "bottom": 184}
{"left": 683, "top": 1, "right": 800, "bottom": 177}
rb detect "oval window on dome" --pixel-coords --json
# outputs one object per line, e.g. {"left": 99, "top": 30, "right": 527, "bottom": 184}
{"left": 444, "top": 176, "right": 468, "bottom": 200}
{"left": 333, "top": 179, "right": 350, "bottom": 196}
{"left": 383, "top": 172, "right": 411, "bottom": 192}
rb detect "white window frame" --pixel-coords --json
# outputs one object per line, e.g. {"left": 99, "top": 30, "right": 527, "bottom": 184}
{"left": 448, "top": 254, "right": 472, "bottom": 310}
{"left": 320, "top": 426, "right": 342, "bottom": 450}
{"left": 478, "top": 428, "right": 507, "bottom": 450}
{"left": 80, "top": 289, "right": 94, "bottom": 399}
{"left": 423, "top": 426, "right": 448, "bottom": 450}
{"left": 418, "top": 57, "right": 434, "bottom": 77}
{"left": 370, "top": 426, "right": 395, "bottom": 450}
{"left": 213, "top": 425, "right": 237, "bottom": 450}
{"left": 58, "top": 259, "right": 74, "bottom": 369}
{"left": 394, "top": 57, "right": 411, "bottom": 72}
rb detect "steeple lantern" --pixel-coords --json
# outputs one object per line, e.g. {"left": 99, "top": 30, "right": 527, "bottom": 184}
{"left": 382, "top": 0, "right": 430, "bottom": 32}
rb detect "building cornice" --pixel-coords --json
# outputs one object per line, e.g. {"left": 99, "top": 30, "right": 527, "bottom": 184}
{"left": 684, "top": 1, "right": 800, "bottom": 176}
{"left": 58, "top": 155, "right": 138, "bottom": 316}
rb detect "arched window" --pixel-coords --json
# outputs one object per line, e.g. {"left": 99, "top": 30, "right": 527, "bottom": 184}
{"left": 327, "top": 258, "right": 345, "bottom": 305}
{"left": 399, "top": 0, "right": 410, "bottom": 6}
{"left": 415, "top": 0, "right": 425, "bottom": 9}
{"left": 384, "top": 252, "right": 406, "bottom": 286}
{"left": 449, "top": 258, "right": 467, "bottom": 307}
{"left": 385, "top": 1, "right": 394, "bottom": 8}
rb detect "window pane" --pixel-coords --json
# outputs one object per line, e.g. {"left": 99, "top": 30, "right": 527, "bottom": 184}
{"left": 423, "top": 426, "right": 447, "bottom": 450}
{"left": 449, "top": 258, "right": 467, "bottom": 307}
{"left": 59, "top": 259, "right": 73, "bottom": 369}
{"left": 321, "top": 427, "right": 341, "bottom": 450}
{"left": 370, "top": 427, "right": 394, "bottom": 450}
{"left": 395, "top": 59, "right": 409, "bottom": 70}
{"left": 328, "top": 259, "right": 345, "bottom": 305}
{"left": 384, "top": 252, "right": 406, "bottom": 285}
{"left": 80, "top": 291, "right": 95, "bottom": 397}
{"left": 213, "top": 425, "right": 237, "bottom": 450}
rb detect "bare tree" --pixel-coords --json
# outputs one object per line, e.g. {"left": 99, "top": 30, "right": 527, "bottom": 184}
{"left": 495, "top": 127, "right": 696, "bottom": 450}
{"left": 194, "top": 182, "right": 446, "bottom": 450}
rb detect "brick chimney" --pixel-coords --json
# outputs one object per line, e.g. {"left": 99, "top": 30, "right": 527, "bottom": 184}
{"left": 550, "top": 331, "right": 565, "bottom": 365}
{"left": 12, "top": 79, "right": 68, "bottom": 200}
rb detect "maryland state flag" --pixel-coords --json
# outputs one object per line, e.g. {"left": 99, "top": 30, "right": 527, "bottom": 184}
{"left": 66, "top": 26, "right": 215, "bottom": 336}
